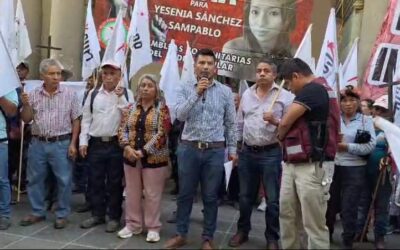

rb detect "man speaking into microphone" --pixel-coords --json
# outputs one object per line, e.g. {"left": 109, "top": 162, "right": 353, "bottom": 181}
{"left": 164, "top": 48, "right": 237, "bottom": 250}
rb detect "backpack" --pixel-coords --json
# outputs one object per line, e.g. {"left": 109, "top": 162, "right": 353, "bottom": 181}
{"left": 85, "top": 87, "right": 129, "bottom": 113}
{"left": 282, "top": 77, "right": 340, "bottom": 164}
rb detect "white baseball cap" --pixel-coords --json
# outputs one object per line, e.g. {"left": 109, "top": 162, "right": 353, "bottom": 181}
{"left": 373, "top": 95, "right": 388, "bottom": 110}
{"left": 101, "top": 60, "right": 122, "bottom": 70}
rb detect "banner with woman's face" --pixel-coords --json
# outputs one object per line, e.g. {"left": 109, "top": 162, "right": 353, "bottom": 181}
{"left": 94, "top": 0, "right": 313, "bottom": 81}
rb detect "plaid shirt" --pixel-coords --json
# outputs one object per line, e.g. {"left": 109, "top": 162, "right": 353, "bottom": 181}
{"left": 29, "top": 84, "right": 81, "bottom": 137}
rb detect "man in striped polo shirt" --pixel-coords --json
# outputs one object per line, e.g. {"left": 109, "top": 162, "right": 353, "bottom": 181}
{"left": 19, "top": 58, "right": 81, "bottom": 229}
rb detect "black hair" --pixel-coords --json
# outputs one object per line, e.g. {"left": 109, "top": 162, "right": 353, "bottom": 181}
{"left": 194, "top": 48, "right": 216, "bottom": 62}
{"left": 279, "top": 58, "right": 313, "bottom": 80}
{"left": 340, "top": 85, "right": 361, "bottom": 100}
{"left": 362, "top": 98, "right": 374, "bottom": 109}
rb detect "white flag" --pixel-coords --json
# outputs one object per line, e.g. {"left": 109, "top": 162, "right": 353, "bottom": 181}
{"left": 128, "top": 0, "right": 152, "bottom": 80}
{"left": 294, "top": 24, "right": 315, "bottom": 73}
{"left": 238, "top": 80, "right": 249, "bottom": 97}
{"left": 0, "top": 0, "right": 17, "bottom": 66}
{"left": 0, "top": 32, "right": 20, "bottom": 97}
{"left": 316, "top": 8, "right": 339, "bottom": 88}
{"left": 340, "top": 38, "right": 359, "bottom": 90}
{"left": 15, "top": 0, "right": 31, "bottom": 64}
{"left": 181, "top": 41, "right": 196, "bottom": 85}
{"left": 374, "top": 117, "right": 400, "bottom": 172}
{"left": 82, "top": 0, "right": 101, "bottom": 80}
{"left": 160, "top": 39, "right": 180, "bottom": 122}
{"left": 102, "top": 10, "right": 127, "bottom": 68}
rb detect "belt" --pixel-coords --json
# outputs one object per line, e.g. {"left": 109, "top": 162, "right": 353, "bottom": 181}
{"left": 244, "top": 142, "right": 280, "bottom": 152}
{"left": 90, "top": 136, "right": 118, "bottom": 143}
{"left": 34, "top": 134, "right": 71, "bottom": 142}
{"left": 181, "top": 140, "right": 225, "bottom": 150}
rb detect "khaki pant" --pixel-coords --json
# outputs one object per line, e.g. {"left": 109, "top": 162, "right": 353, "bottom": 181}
{"left": 123, "top": 162, "right": 168, "bottom": 232}
{"left": 279, "top": 162, "right": 333, "bottom": 249}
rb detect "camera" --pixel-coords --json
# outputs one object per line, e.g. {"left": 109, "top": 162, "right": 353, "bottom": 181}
{"left": 354, "top": 129, "right": 371, "bottom": 144}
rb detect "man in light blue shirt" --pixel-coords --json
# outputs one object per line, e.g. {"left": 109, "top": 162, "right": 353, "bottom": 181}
{"left": 0, "top": 89, "right": 18, "bottom": 230}
{"left": 164, "top": 48, "right": 237, "bottom": 250}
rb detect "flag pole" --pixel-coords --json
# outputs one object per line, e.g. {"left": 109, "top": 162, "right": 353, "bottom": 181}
{"left": 16, "top": 120, "right": 25, "bottom": 202}
{"left": 267, "top": 80, "right": 285, "bottom": 112}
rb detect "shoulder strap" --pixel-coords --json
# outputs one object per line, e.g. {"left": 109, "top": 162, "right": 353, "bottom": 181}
{"left": 90, "top": 88, "right": 99, "bottom": 113}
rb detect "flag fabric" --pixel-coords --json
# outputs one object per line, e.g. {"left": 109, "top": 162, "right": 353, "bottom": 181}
{"left": 160, "top": 39, "right": 180, "bottom": 122}
{"left": 82, "top": 0, "right": 101, "bottom": 80}
{"left": 374, "top": 116, "right": 400, "bottom": 172}
{"left": 15, "top": 0, "right": 31, "bottom": 64}
{"left": 0, "top": 0, "right": 17, "bottom": 66}
{"left": 0, "top": 32, "right": 20, "bottom": 97}
{"left": 180, "top": 41, "right": 196, "bottom": 85}
{"left": 394, "top": 85, "right": 400, "bottom": 127}
{"left": 361, "top": 0, "right": 400, "bottom": 99}
{"left": 316, "top": 8, "right": 339, "bottom": 88}
{"left": 294, "top": 24, "right": 315, "bottom": 73}
{"left": 339, "top": 38, "right": 359, "bottom": 90}
{"left": 102, "top": 10, "right": 127, "bottom": 69}
{"left": 128, "top": 0, "right": 152, "bottom": 80}
{"left": 238, "top": 80, "right": 249, "bottom": 97}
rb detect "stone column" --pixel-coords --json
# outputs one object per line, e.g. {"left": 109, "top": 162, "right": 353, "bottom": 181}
{"left": 48, "top": 0, "right": 85, "bottom": 80}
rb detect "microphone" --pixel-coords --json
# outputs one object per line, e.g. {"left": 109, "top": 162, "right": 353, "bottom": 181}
{"left": 200, "top": 73, "right": 208, "bottom": 103}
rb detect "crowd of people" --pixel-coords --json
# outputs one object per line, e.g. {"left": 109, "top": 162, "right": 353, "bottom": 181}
{"left": 0, "top": 49, "right": 399, "bottom": 250}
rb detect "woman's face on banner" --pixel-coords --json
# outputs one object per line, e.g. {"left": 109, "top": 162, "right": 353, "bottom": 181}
{"left": 249, "top": 0, "right": 284, "bottom": 45}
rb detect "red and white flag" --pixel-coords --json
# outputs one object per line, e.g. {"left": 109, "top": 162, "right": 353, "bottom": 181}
{"left": 181, "top": 41, "right": 196, "bottom": 85}
{"left": 339, "top": 38, "right": 359, "bottom": 90}
{"left": 294, "top": 24, "right": 315, "bottom": 73}
{"left": 128, "top": 0, "right": 152, "bottom": 80}
{"left": 102, "top": 10, "right": 127, "bottom": 69}
{"left": 362, "top": 0, "right": 400, "bottom": 99}
{"left": 82, "top": 0, "right": 101, "bottom": 80}
{"left": 316, "top": 8, "right": 339, "bottom": 88}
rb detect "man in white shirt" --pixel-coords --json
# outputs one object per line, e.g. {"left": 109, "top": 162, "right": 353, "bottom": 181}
{"left": 229, "top": 59, "right": 294, "bottom": 249}
{"left": 79, "top": 60, "right": 130, "bottom": 233}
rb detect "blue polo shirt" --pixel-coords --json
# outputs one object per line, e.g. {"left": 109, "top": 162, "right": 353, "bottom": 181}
{"left": 0, "top": 90, "right": 19, "bottom": 140}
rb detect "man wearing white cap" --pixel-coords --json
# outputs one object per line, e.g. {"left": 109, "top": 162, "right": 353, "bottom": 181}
{"left": 79, "top": 60, "right": 132, "bottom": 232}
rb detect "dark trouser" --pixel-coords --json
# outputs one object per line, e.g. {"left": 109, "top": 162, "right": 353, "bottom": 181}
{"left": 237, "top": 145, "right": 282, "bottom": 242}
{"left": 74, "top": 155, "right": 91, "bottom": 202}
{"left": 176, "top": 143, "right": 224, "bottom": 240}
{"left": 88, "top": 140, "right": 123, "bottom": 220}
{"left": 357, "top": 168, "right": 392, "bottom": 237}
{"left": 8, "top": 138, "right": 27, "bottom": 189}
{"left": 326, "top": 165, "right": 366, "bottom": 242}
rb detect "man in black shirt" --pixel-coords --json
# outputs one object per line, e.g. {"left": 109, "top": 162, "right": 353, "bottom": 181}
{"left": 277, "top": 58, "right": 333, "bottom": 249}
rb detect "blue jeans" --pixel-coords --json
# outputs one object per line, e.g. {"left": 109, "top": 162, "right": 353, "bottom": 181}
{"left": 237, "top": 145, "right": 282, "bottom": 241}
{"left": 0, "top": 143, "right": 11, "bottom": 218}
{"left": 176, "top": 143, "right": 225, "bottom": 240}
{"left": 27, "top": 138, "right": 72, "bottom": 218}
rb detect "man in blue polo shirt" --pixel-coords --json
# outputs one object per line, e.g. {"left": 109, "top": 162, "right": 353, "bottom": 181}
{"left": 0, "top": 89, "right": 18, "bottom": 230}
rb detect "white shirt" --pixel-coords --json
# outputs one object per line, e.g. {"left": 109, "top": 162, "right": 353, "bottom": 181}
{"left": 79, "top": 86, "right": 131, "bottom": 146}
{"left": 237, "top": 83, "right": 294, "bottom": 146}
